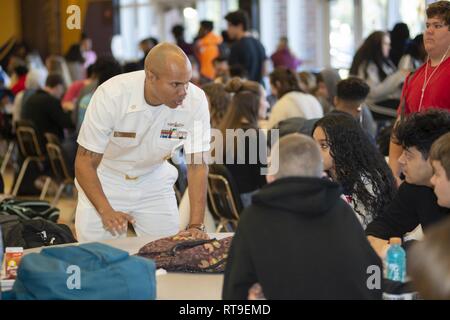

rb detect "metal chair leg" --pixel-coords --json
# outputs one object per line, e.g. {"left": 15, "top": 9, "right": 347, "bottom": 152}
{"left": 216, "top": 220, "right": 225, "bottom": 233}
{"left": 0, "top": 141, "right": 15, "bottom": 175}
{"left": 11, "top": 157, "right": 32, "bottom": 196}
{"left": 39, "top": 176, "right": 52, "bottom": 200}
{"left": 51, "top": 183, "right": 66, "bottom": 206}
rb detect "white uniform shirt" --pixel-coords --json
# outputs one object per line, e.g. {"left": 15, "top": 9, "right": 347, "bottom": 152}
{"left": 77, "top": 71, "right": 211, "bottom": 178}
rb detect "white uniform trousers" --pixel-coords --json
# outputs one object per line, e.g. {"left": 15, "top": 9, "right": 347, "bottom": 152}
{"left": 75, "top": 161, "right": 179, "bottom": 242}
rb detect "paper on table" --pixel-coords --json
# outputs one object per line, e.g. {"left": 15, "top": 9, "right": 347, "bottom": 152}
{"left": 156, "top": 268, "right": 167, "bottom": 276}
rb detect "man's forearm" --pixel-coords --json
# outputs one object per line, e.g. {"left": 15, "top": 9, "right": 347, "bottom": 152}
{"left": 75, "top": 148, "right": 112, "bottom": 216}
{"left": 186, "top": 163, "right": 208, "bottom": 225}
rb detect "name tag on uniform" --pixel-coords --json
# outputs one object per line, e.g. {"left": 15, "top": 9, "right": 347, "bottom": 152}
{"left": 113, "top": 131, "right": 136, "bottom": 138}
{"left": 160, "top": 128, "right": 188, "bottom": 140}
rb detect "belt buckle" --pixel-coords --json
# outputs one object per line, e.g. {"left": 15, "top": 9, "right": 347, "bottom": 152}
{"left": 125, "top": 174, "right": 138, "bottom": 181}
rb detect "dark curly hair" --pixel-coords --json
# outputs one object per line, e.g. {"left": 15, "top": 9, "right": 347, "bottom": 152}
{"left": 336, "top": 77, "right": 370, "bottom": 102}
{"left": 313, "top": 112, "right": 397, "bottom": 223}
{"left": 394, "top": 108, "right": 450, "bottom": 159}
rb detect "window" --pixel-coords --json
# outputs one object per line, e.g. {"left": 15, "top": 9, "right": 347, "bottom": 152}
{"left": 193, "top": 0, "right": 239, "bottom": 39}
{"left": 329, "top": 0, "right": 355, "bottom": 69}
{"left": 362, "top": 0, "right": 388, "bottom": 38}
{"left": 112, "top": 0, "right": 158, "bottom": 62}
{"left": 399, "top": 0, "right": 426, "bottom": 37}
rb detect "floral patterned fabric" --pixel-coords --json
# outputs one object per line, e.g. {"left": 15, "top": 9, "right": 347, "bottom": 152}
{"left": 137, "top": 235, "right": 232, "bottom": 273}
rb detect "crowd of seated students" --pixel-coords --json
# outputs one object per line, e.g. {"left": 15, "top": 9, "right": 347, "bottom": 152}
{"left": 1, "top": 1, "right": 450, "bottom": 301}
{"left": 221, "top": 2, "right": 450, "bottom": 300}
{"left": 0, "top": 35, "right": 126, "bottom": 195}
{"left": 223, "top": 133, "right": 382, "bottom": 299}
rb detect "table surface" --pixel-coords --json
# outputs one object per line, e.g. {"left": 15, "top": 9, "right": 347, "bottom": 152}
{"left": 22, "top": 233, "right": 233, "bottom": 300}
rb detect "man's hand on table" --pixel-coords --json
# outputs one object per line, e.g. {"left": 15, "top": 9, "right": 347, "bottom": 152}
{"left": 177, "top": 228, "right": 210, "bottom": 240}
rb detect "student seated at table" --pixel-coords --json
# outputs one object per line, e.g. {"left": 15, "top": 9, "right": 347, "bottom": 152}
{"left": 366, "top": 109, "right": 450, "bottom": 257}
{"left": 403, "top": 133, "right": 450, "bottom": 300}
{"left": 222, "top": 133, "right": 382, "bottom": 300}
{"left": 270, "top": 77, "right": 376, "bottom": 141}
{"left": 429, "top": 132, "right": 450, "bottom": 209}
{"left": 267, "top": 68, "right": 323, "bottom": 129}
{"left": 333, "top": 77, "right": 377, "bottom": 139}
{"left": 312, "top": 112, "right": 397, "bottom": 228}
{"left": 219, "top": 77, "right": 269, "bottom": 207}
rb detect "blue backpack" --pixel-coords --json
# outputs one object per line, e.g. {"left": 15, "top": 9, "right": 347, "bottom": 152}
{"left": 3, "top": 242, "right": 156, "bottom": 300}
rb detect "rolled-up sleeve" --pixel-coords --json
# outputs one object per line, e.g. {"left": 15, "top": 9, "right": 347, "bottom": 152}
{"left": 77, "top": 86, "right": 116, "bottom": 154}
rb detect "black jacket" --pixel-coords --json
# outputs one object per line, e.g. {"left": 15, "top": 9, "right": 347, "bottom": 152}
{"left": 365, "top": 182, "right": 450, "bottom": 239}
{"left": 22, "top": 90, "right": 74, "bottom": 150}
{"left": 222, "top": 177, "right": 382, "bottom": 300}
{"left": 224, "top": 127, "right": 267, "bottom": 194}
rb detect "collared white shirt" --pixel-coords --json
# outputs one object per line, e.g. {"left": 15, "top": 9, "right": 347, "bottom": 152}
{"left": 77, "top": 71, "right": 211, "bottom": 177}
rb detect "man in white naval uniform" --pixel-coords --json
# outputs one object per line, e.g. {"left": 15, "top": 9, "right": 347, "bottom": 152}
{"left": 75, "top": 43, "right": 211, "bottom": 241}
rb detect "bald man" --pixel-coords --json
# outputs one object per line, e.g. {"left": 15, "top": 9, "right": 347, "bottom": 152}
{"left": 75, "top": 43, "right": 211, "bottom": 242}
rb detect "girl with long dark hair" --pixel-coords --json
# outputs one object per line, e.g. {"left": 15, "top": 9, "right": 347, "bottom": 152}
{"left": 312, "top": 112, "right": 397, "bottom": 227}
{"left": 350, "top": 31, "right": 408, "bottom": 106}
{"left": 219, "top": 77, "right": 269, "bottom": 207}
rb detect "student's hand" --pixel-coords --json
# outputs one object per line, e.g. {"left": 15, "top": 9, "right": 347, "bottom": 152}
{"left": 248, "top": 283, "right": 266, "bottom": 300}
{"left": 100, "top": 210, "right": 135, "bottom": 236}
{"left": 367, "top": 236, "right": 390, "bottom": 259}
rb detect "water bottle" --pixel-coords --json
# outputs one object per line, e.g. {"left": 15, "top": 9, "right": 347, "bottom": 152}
{"left": 386, "top": 237, "right": 406, "bottom": 282}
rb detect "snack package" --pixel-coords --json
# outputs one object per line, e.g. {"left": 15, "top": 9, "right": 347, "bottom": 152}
{"left": 4, "top": 247, "right": 23, "bottom": 280}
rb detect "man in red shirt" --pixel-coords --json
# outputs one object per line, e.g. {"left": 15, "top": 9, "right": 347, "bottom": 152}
{"left": 389, "top": 1, "right": 450, "bottom": 183}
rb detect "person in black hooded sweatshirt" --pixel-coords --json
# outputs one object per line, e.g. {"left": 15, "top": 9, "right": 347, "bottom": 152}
{"left": 222, "top": 133, "right": 382, "bottom": 300}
